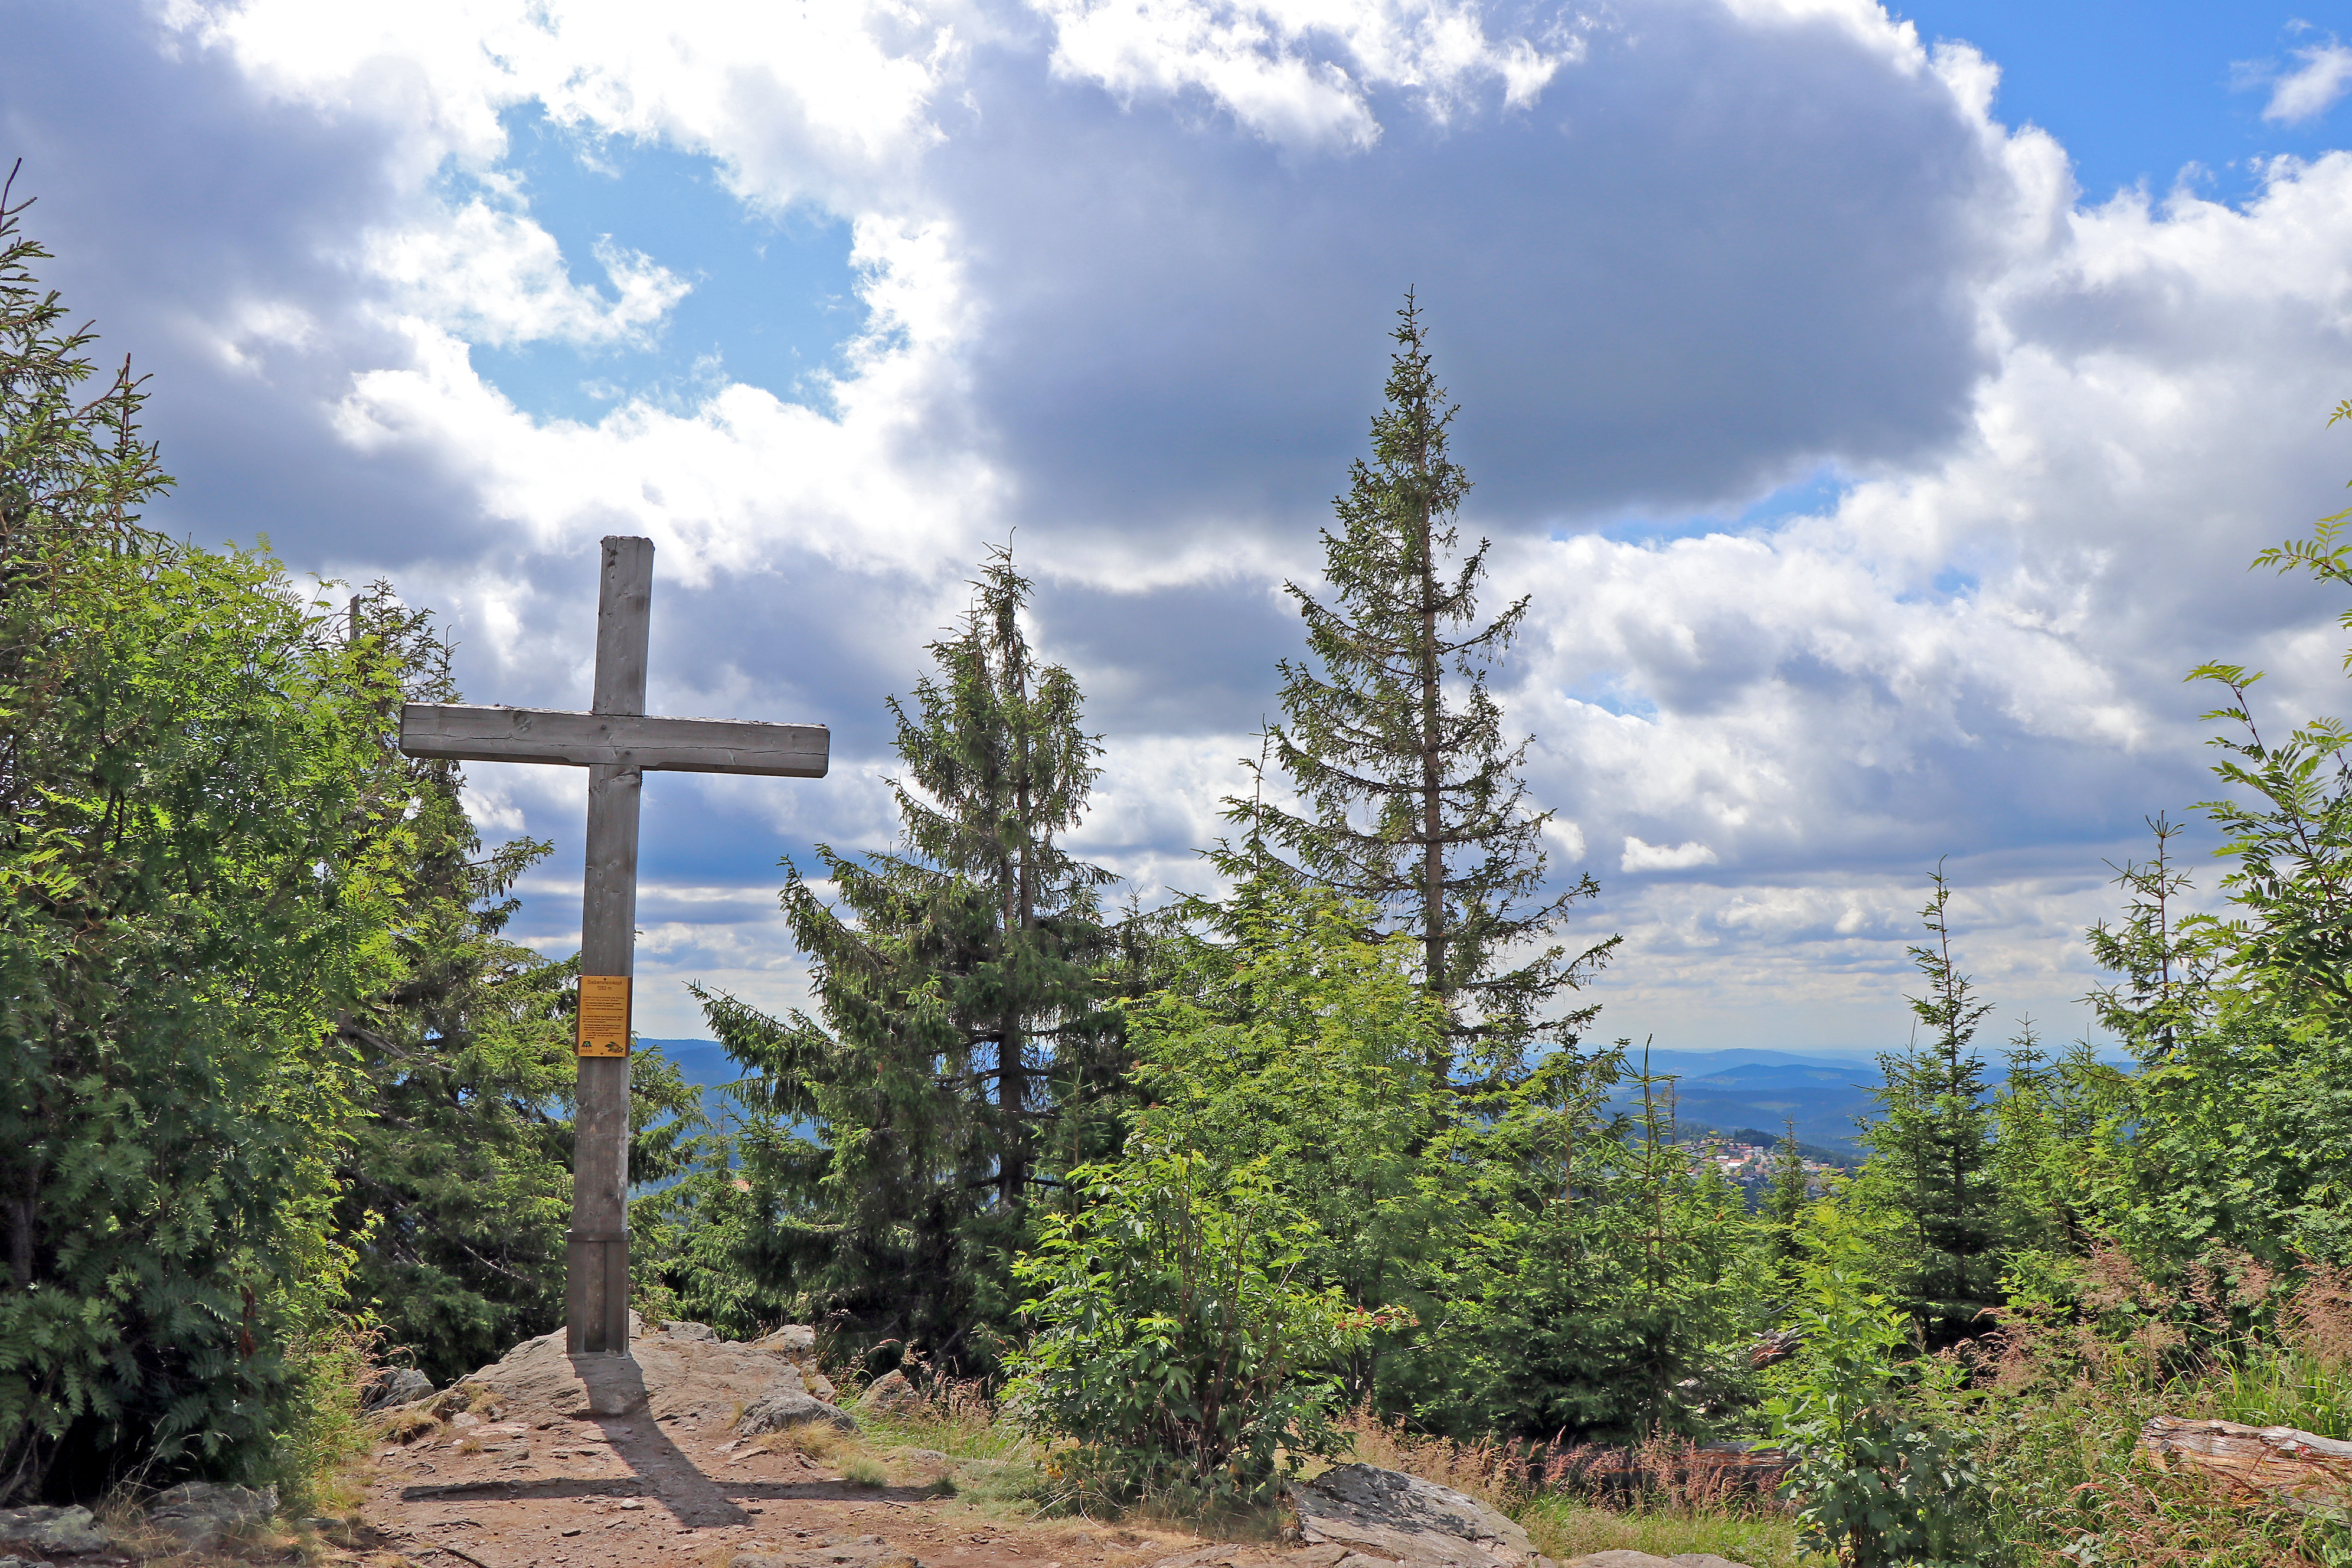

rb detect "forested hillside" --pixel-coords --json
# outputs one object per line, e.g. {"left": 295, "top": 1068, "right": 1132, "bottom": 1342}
{"left": 8, "top": 194, "right": 2352, "bottom": 1566}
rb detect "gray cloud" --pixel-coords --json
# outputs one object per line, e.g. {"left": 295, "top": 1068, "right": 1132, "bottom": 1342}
{"left": 935, "top": 1, "right": 2011, "bottom": 540}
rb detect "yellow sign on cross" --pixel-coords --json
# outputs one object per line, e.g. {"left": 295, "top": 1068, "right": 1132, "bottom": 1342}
{"left": 576, "top": 974, "right": 632, "bottom": 1057}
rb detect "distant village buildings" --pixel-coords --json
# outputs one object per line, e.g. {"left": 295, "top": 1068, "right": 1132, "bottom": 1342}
{"left": 1677, "top": 1138, "right": 1841, "bottom": 1201}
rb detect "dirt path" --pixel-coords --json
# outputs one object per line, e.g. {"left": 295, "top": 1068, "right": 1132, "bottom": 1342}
{"left": 348, "top": 1404, "right": 1197, "bottom": 1568}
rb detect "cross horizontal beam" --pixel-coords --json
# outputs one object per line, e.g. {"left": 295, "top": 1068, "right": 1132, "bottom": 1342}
{"left": 400, "top": 703, "right": 829, "bottom": 778}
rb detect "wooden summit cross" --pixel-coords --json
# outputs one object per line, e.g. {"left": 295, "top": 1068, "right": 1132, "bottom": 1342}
{"left": 398, "top": 536, "right": 828, "bottom": 1357}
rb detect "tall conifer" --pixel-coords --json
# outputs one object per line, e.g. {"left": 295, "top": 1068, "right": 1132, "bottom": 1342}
{"left": 1226, "top": 296, "right": 1613, "bottom": 1077}
{"left": 1863, "top": 867, "right": 2001, "bottom": 1346}
{"left": 691, "top": 547, "right": 1119, "bottom": 1368}
{"left": 1763, "top": 1117, "right": 1812, "bottom": 1301}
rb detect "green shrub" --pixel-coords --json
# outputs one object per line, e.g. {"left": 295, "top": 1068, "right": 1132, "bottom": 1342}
{"left": 1765, "top": 1246, "right": 1987, "bottom": 1567}
{"left": 1008, "top": 1150, "right": 1380, "bottom": 1511}
{"left": 1, "top": 193, "right": 413, "bottom": 1501}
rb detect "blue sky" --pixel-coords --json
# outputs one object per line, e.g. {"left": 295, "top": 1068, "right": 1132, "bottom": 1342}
{"left": 1901, "top": 2, "right": 2352, "bottom": 200}
{"left": 6, "top": 0, "right": 2352, "bottom": 1051}
{"left": 459, "top": 106, "right": 870, "bottom": 424}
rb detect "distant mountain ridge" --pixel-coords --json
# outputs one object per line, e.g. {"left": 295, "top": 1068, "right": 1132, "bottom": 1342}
{"left": 645, "top": 1038, "right": 1893, "bottom": 1161}
{"left": 1602, "top": 1047, "right": 1887, "bottom": 1160}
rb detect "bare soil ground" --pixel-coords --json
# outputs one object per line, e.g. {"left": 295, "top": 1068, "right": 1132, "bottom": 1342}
{"left": 332, "top": 1407, "right": 1190, "bottom": 1568}
{"left": 310, "top": 1324, "right": 1209, "bottom": 1568}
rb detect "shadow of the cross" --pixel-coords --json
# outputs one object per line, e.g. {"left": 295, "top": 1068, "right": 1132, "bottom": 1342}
{"left": 575, "top": 1352, "right": 749, "bottom": 1527}
{"left": 396, "top": 1354, "right": 937, "bottom": 1529}
{"left": 398, "top": 1479, "right": 943, "bottom": 1506}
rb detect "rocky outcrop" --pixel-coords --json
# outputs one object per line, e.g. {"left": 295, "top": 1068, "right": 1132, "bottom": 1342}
{"left": 855, "top": 1369, "right": 922, "bottom": 1414}
{"left": 453, "top": 1314, "right": 827, "bottom": 1424}
{"left": 365, "top": 1366, "right": 435, "bottom": 1409}
{"left": 1291, "top": 1464, "right": 1550, "bottom": 1568}
{"left": 749, "top": 1327, "right": 839, "bottom": 1400}
{"left": 0, "top": 1503, "right": 112, "bottom": 1557}
{"left": 754, "top": 1326, "right": 818, "bottom": 1358}
{"left": 0, "top": 1482, "right": 291, "bottom": 1558}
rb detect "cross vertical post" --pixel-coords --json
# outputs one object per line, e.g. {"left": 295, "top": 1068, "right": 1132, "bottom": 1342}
{"left": 570, "top": 537, "right": 650, "bottom": 1355}
{"left": 394, "top": 533, "right": 828, "bottom": 1362}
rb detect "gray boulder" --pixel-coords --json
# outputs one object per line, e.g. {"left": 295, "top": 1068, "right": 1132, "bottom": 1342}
{"left": 736, "top": 1385, "right": 858, "bottom": 1436}
{"left": 0, "top": 1504, "right": 112, "bottom": 1556}
{"left": 146, "top": 1481, "right": 277, "bottom": 1551}
{"left": 365, "top": 1366, "right": 435, "bottom": 1409}
{"left": 754, "top": 1325, "right": 818, "bottom": 1358}
{"left": 854, "top": 1369, "right": 922, "bottom": 1413}
{"left": 1291, "top": 1465, "right": 1548, "bottom": 1568}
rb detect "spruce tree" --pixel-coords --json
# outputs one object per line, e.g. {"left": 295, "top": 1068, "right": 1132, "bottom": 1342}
{"left": 1225, "top": 296, "right": 1613, "bottom": 1079}
{"left": 1862, "top": 867, "right": 2001, "bottom": 1347}
{"left": 1763, "top": 1117, "right": 1812, "bottom": 1301}
{"left": 327, "top": 590, "right": 576, "bottom": 1384}
{"left": 690, "top": 546, "right": 1120, "bottom": 1369}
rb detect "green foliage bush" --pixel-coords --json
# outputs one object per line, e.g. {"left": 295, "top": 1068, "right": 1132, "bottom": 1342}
{"left": 1765, "top": 1232, "right": 1988, "bottom": 1567}
{"left": 1009, "top": 1150, "right": 1377, "bottom": 1510}
{"left": 1465, "top": 1067, "right": 1765, "bottom": 1442}
{"left": 0, "top": 192, "right": 410, "bottom": 1500}
{"left": 1115, "top": 880, "right": 1762, "bottom": 1443}
{"left": 1122, "top": 883, "right": 1453, "bottom": 1409}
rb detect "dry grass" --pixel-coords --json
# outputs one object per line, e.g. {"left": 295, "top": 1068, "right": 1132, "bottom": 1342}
{"left": 1335, "top": 1406, "right": 1528, "bottom": 1510}
{"left": 751, "top": 1420, "right": 856, "bottom": 1462}
{"left": 1518, "top": 1500, "right": 1822, "bottom": 1568}
{"left": 373, "top": 1406, "right": 440, "bottom": 1445}
{"left": 1971, "top": 1246, "right": 2352, "bottom": 1567}
{"left": 1333, "top": 1409, "right": 1816, "bottom": 1568}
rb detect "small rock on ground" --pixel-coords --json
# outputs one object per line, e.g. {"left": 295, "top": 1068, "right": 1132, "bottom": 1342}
{"left": 0, "top": 1503, "right": 112, "bottom": 1556}
{"left": 147, "top": 1481, "right": 279, "bottom": 1552}
{"left": 739, "top": 1386, "right": 859, "bottom": 1435}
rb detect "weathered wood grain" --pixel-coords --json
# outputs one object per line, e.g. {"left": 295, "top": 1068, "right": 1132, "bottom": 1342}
{"left": 399, "top": 703, "right": 829, "bottom": 778}
{"left": 2141, "top": 1415, "right": 2352, "bottom": 1518}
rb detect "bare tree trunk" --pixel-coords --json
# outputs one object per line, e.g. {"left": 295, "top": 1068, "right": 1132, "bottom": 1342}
{"left": 1413, "top": 427, "right": 1451, "bottom": 1072}
{"left": 6, "top": 1185, "right": 32, "bottom": 1290}
{"left": 999, "top": 661, "right": 1036, "bottom": 1210}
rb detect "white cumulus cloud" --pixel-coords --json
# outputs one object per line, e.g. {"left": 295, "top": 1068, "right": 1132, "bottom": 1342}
{"left": 366, "top": 198, "right": 689, "bottom": 349}
{"left": 1033, "top": 0, "right": 1580, "bottom": 151}
{"left": 1622, "top": 838, "right": 1721, "bottom": 873}
{"left": 2261, "top": 39, "right": 2352, "bottom": 125}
